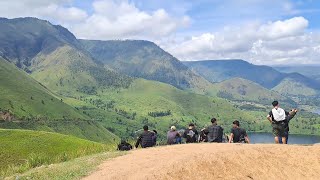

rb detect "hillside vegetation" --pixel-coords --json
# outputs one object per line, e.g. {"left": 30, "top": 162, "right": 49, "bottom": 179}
{"left": 31, "top": 45, "right": 132, "bottom": 95}
{"left": 214, "top": 78, "right": 295, "bottom": 105}
{"left": 61, "top": 78, "right": 274, "bottom": 140}
{"left": 80, "top": 39, "right": 211, "bottom": 92}
{"left": 273, "top": 78, "right": 319, "bottom": 96}
{"left": 0, "top": 129, "right": 114, "bottom": 177}
{"left": 0, "top": 58, "right": 85, "bottom": 119}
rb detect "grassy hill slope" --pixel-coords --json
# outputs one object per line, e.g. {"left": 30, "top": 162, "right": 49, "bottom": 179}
{"left": 0, "top": 129, "right": 114, "bottom": 177}
{"left": 63, "top": 78, "right": 270, "bottom": 140}
{"left": 0, "top": 58, "right": 120, "bottom": 143}
{"left": 273, "top": 78, "right": 319, "bottom": 96}
{"left": 0, "top": 58, "right": 85, "bottom": 119}
{"left": 30, "top": 45, "right": 132, "bottom": 96}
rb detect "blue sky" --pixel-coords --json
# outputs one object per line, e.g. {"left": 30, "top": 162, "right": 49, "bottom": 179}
{"left": 0, "top": 0, "right": 319, "bottom": 64}
{"left": 71, "top": 0, "right": 320, "bottom": 32}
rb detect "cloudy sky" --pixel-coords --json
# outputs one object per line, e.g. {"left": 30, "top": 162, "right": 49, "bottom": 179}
{"left": 0, "top": 0, "right": 319, "bottom": 65}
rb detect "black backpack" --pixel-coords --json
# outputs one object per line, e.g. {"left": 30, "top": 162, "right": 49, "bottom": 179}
{"left": 118, "top": 143, "right": 132, "bottom": 151}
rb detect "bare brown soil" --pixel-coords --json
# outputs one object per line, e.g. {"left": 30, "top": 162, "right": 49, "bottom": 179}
{"left": 84, "top": 143, "right": 320, "bottom": 180}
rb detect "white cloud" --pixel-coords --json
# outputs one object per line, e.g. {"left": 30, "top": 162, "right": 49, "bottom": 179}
{"left": 0, "top": 0, "right": 86, "bottom": 23}
{"left": 166, "top": 17, "right": 320, "bottom": 65}
{"left": 0, "top": 0, "right": 189, "bottom": 40}
{"left": 71, "top": 0, "right": 190, "bottom": 40}
{"left": 257, "top": 17, "right": 308, "bottom": 40}
{"left": 41, "top": 5, "right": 88, "bottom": 22}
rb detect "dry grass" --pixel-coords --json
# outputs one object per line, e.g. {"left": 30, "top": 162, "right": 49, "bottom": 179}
{"left": 84, "top": 143, "right": 320, "bottom": 180}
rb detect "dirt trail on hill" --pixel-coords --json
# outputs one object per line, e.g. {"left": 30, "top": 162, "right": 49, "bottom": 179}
{"left": 84, "top": 144, "right": 320, "bottom": 180}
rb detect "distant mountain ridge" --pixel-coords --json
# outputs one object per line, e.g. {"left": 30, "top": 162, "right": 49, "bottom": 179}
{"left": 273, "top": 65, "right": 320, "bottom": 82}
{"left": 214, "top": 77, "right": 295, "bottom": 105}
{"left": 0, "top": 17, "right": 82, "bottom": 69}
{"left": 0, "top": 17, "right": 211, "bottom": 92}
{"left": 183, "top": 60, "right": 320, "bottom": 96}
{"left": 80, "top": 39, "right": 211, "bottom": 91}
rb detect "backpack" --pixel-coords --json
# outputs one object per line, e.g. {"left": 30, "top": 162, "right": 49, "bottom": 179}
{"left": 118, "top": 143, "right": 132, "bottom": 151}
{"left": 272, "top": 108, "right": 286, "bottom": 122}
{"left": 187, "top": 130, "right": 195, "bottom": 138}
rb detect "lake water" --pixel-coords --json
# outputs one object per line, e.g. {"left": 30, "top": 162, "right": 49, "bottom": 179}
{"left": 312, "top": 108, "right": 320, "bottom": 115}
{"left": 248, "top": 132, "right": 320, "bottom": 144}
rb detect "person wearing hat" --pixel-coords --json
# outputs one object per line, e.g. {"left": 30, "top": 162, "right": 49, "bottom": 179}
{"left": 167, "top": 126, "right": 180, "bottom": 145}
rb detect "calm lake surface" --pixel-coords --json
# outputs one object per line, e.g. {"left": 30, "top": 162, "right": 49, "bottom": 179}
{"left": 248, "top": 132, "right": 320, "bottom": 144}
{"left": 312, "top": 108, "right": 320, "bottom": 115}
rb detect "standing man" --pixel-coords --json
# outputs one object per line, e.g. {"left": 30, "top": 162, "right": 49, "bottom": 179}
{"left": 279, "top": 109, "right": 298, "bottom": 144}
{"left": 203, "top": 118, "right": 224, "bottom": 143}
{"left": 135, "top": 125, "right": 155, "bottom": 148}
{"left": 229, "top": 120, "right": 250, "bottom": 143}
{"left": 267, "top": 101, "right": 297, "bottom": 144}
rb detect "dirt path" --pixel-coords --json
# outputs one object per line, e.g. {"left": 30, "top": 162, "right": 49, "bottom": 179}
{"left": 84, "top": 144, "right": 320, "bottom": 180}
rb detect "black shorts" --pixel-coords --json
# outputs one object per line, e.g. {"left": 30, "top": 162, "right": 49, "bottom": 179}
{"left": 272, "top": 123, "right": 286, "bottom": 137}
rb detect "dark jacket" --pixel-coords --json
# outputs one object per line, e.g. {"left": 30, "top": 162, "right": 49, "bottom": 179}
{"left": 231, "top": 128, "right": 247, "bottom": 143}
{"left": 204, "top": 124, "right": 224, "bottom": 143}
{"left": 135, "top": 131, "right": 155, "bottom": 148}
{"left": 183, "top": 128, "right": 198, "bottom": 143}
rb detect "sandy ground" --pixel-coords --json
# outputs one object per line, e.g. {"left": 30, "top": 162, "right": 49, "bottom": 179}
{"left": 84, "top": 143, "right": 320, "bottom": 180}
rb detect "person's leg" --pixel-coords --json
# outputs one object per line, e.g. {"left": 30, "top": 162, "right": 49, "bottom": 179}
{"left": 281, "top": 137, "right": 287, "bottom": 144}
{"left": 285, "top": 132, "right": 289, "bottom": 144}
{"left": 278, "top": 135, "right": 283, "bottom": 143}
{"left": 273, "top": 124, "right": 280, "bottom": 144}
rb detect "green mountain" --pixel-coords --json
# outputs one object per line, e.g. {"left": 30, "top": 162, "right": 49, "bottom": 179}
{"left": 272, "top": 77, "right": 319, "bottom": 96}
{"left": 0, "top": 17, "right": 81, "bottom": 70}
{"left": 214, "top": 78, "right": 294, "bottom": 105}
{"left": 80, "top": 39, "right": 211, "bottom": 91}
{"left": 183, "top": 60, "right": 320, "bottom": 91}
{"left": 0, "top": 17, "right": 132, "bottom": 95}
{"left": 273, "top": 65, "right": 320, "bottom": 82}
{"left": 30, "top": 45, "right": 132, "bottom": 96}
{"left": 0, "top": 58, "right": 119, "bottom": 143}
{"left": 0, "top": 58, "right": 84, "bottom": 119}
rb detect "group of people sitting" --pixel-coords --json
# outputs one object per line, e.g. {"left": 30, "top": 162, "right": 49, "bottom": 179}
{"left": 118, "top": 118, "right": 249, "bottom": 150}
{"left": 118, "top": 100, "right": 297, "bottom": 151}
{"left": 166, "top": 118, "right": 250, "bottom": 145}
